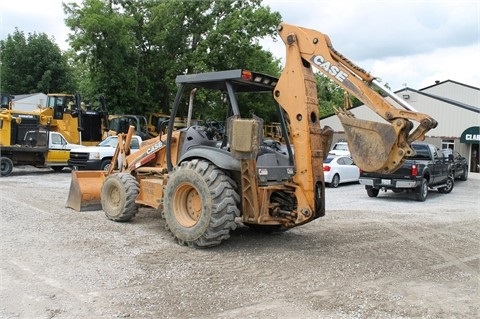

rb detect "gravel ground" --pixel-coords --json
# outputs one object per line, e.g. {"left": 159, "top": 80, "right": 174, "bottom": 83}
{"left": 0, "top": 167, "right": 479, "bottom": 319}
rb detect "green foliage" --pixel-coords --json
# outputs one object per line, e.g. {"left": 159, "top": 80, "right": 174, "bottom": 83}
{"left": 2, "top": 1, "right": 390, "bottom": 127}
{"left": 315, "top": 72, "right": 362, "bottom": 119}
{"left": 63, "top": 0, "right": 282, "bottom": 118}
{"left": 0, "top": 29, "right": 75, "bottom": 94}
{"left": 64, "top": 0, "right": 139, "bottom": 113}
{"left": 316, "top": 73, "right": 344, "bottom": 118}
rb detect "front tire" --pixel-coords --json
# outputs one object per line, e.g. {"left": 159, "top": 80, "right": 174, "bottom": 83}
{"left": 101, "top": 173, "right": 139, "bottom": 221}
{"left": 101, "top": 159, "right": 112, "bottom": 171}
{"left": 438, "top": 176, "right": 454, "bottom": 194}
{"left": 460, "top": 166, "right": 468, "bottom": 181}
{"left": 164, "top": 159, "right": 240, "bottom": 248}
{"left": 1, "top": 157, "right": 14, "bottom": 177}
{"left": 415, "top": 178, "right": 428, "bottom": 201}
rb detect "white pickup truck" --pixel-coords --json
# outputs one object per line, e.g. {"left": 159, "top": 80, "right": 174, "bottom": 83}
{"left": 0, "top": 130, "right": 80, "bottom": 176}
{"left": 68, "top": 135, "right": 142, "bottom": 171}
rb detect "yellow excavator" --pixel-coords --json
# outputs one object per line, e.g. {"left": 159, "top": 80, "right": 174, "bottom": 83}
{"left": 66, "top": 23, "right": 437, "bottom": 247}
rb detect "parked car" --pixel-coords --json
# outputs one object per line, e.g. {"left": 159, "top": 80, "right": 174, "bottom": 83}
{"left": 440, "top": 148, "right": 468, "bottom": 180}
{"left": 323, "top": 155, "right": 360, "bottom": 188}
{"left": 329, "top": 141, "right": 350, "bottom": 156}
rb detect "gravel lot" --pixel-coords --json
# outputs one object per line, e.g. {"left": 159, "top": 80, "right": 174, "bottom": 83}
{"left": 1, "top": 167, "right": 479, "bottom": 319}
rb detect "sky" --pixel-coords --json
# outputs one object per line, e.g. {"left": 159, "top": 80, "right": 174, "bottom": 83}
{"left": 1, "top": 0, "right": 479, "bottom": 91}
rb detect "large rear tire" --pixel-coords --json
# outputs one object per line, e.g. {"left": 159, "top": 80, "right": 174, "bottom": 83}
{"left": 101, "top": 173, "right": 139, "bottom": 221}
{"left": 0, "top": 157, "right": 14, "bottom": 177}
{"left": 164, "top": 159, "right": 240, "bottom": 248}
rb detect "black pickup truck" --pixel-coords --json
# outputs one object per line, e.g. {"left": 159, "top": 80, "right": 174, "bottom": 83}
{"left": 440, "top": 148, "right": 469, "bottom": 180}
{"left": 359, "top": 143, "right": 454, "bottom": 201}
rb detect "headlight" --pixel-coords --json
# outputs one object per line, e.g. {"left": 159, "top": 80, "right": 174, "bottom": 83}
{"left": 89, "top": 152, "right": 100, "bottom": 160}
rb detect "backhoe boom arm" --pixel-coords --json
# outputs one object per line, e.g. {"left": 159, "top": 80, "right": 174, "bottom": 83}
{"left": 276, "top": 23, "right": 437, "bottom": 173}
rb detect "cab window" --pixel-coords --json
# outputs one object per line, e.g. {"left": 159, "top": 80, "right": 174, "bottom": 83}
{"left": 429, "top": 145, "right": 440, "bottom": 160}
{"left": 51, "top": 133, "right": 66, "bottom": 146}
{"left": 131, "top": 138, "right": 140, "bottom": 149}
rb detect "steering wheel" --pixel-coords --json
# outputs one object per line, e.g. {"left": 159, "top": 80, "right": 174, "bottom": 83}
{"left": 204, "top": 120, "right": 225, "bottom": 140}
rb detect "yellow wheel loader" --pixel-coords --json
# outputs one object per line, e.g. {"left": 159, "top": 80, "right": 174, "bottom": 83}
{"left": 66, "top": 23, "right": 437, "bottom": 248}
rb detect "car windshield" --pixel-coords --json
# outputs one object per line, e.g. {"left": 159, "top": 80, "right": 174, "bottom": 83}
{"left": 98, "top": 137, "right": 118, "bottom": 148}
{"left": 323, "top": 157, "right": 334, "bottom": 164}
{"left": 333, "top": 144, "right": 348, "bottom": 151}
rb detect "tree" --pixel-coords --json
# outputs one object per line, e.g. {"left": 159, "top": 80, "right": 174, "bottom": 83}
{"left": 63, "top": 0, "right": 282, "bottom": 118}
{"left": 0, "top": 29, "right": 75, "bottom": 94}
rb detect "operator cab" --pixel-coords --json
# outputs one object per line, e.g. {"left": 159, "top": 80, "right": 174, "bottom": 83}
{"left": 167, "top": 69, "right": 294, "bottom": 183}
{"left": 47, "top": 94, "right": 76, "bottom": 119}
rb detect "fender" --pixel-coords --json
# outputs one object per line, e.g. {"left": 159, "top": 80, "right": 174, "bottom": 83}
{"left": 178, "top": 146, "right": 241, "bottom": 171}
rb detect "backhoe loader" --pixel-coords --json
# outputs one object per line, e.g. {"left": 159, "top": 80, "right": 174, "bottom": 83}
{"left": 66, "top": 23, "right": 437, "bottom": 248}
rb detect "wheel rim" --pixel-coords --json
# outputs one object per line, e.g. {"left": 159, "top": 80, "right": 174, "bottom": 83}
{"left": 422, "top": 183, "right": 428, "bottom": 197}
{"left": 107, "top": 184, "right": 121, "bottom": 208}
{"left": 173, "top": 183, "right": 202, "bottom": 228}
{"left": 333, "top": 175, "right": 339, "bottom": 187}
{"left": 446, "top": 178, "right": 453, "bottom": 191}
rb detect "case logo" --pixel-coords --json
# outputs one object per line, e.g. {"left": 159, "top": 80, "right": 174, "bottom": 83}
{"left": 146, "top": 141, "right": 163, "bottom": 154}
{"left": 311, "top": 55, "right": 348, "bottom": 82}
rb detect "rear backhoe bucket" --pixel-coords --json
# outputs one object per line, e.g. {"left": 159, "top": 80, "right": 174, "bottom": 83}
{"left": 66, "top": 171, "right": 107, "bottom": 211}
{"left": 338, "top": 114, "right": 400, "bottom": 173}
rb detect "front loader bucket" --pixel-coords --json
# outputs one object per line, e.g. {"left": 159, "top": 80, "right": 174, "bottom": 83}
{"left": 337, "top": 113, "right": 401, "bottom": 173}
{"left": 66, "top": 171, "right": 107, "bottom": 212}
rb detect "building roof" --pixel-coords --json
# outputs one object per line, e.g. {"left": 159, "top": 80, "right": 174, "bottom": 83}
{"left": 12, "top": 93, "right": 46, "bottom": 101}
{"left": 395, "top": 87, "right": 480, "bottom": 114}
{"left": 320, "top": 79, "right": 479, "bottom": 139}
{"left": 416, "top": 79, "right": 480, "bottom": 92}
{"left": 322, "top": 79, "right": 479, "bottom": 120}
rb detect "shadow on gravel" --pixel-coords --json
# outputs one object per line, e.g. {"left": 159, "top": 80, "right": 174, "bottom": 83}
{"left": 364, "top": 189, "right": 445, "bottom": 202}
{"left": 214, "top": 224, "right": 312, "bottom": 252}
{"left": 108, "top": 209, "right": 308, "bottom": 251}
{"left": 8, "top": 167, "right": 73, "bottom": 176}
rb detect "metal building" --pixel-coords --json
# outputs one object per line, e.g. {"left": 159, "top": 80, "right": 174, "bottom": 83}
{"left": 11, "top": 93, "right": 47, "bottom": 111}
{"left": 321, "top": 80, "right": 480, "bottom": 173}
